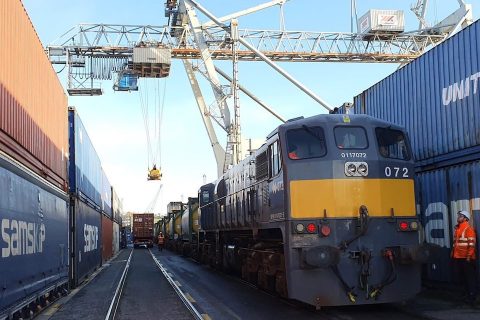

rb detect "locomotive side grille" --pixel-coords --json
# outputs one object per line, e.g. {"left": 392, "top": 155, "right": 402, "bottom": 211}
{"left": 255, "top": 151, "right": 268, "bottom": 180}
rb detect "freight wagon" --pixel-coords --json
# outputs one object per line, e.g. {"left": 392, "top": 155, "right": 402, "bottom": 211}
{"left": 160, "top": 199, "right": 199, "bottom": 255}
{"left": 347, "top": 19, "right": 480, "bottom": 283}
{"left": 0, "top": 155, "right": 69, "bottom": 318}
{"left": 180, "top": 198, "right": 199, "bottom": 256}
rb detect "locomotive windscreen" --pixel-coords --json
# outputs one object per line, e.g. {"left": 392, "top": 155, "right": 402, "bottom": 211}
{"left": 334, "top": 126, "right": 368, "bottom": 149}
{"left": 376, "top": 128, "right": 411, "bottom": 160}
{"left": 286, "top": 126, "right": 326, "bottom": 160}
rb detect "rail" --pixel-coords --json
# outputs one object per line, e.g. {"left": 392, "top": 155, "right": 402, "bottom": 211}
{"left": 105, "top": 249, "right": 133, "bottom": 320}
{"left": 149, "top": 249, "right": 204, "bottom": 320}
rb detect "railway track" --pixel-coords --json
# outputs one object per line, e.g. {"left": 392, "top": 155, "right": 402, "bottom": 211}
{"left": 106, "top": 249, "right": 198, "bottom": 320}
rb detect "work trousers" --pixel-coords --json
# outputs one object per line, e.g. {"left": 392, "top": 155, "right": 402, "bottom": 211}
{"left": 453, "top": 258, "right": 477, "bottom": 302}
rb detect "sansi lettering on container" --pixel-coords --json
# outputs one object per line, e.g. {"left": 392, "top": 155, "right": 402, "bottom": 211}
{"left": 442, "top": 71, "right": 480, "bottom": 106}
{"left": 1, "top": 219, "right": 46, "bottom": 258}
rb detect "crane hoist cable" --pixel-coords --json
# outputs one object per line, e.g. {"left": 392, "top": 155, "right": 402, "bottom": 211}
{"left": 138, "top": 77, "right": 167, "bottom": 181}
{"left": 145, "top": 184, "right": 163, "bottom": 213}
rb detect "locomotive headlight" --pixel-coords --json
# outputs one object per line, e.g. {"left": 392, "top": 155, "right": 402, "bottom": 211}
{"left": 345, "top": 162, "right": 369, "bottom": 177}
{"left": 346, "top": 163, "right": 357, "bottom": 176}
{"left": 410, "top": 221, "right": 419, "bottom": 231}
{"left": 358, "top": 163, "right": 368, "bottom": 176}
{"left": 295, "top": 223, "right": 305, "bottom": 233}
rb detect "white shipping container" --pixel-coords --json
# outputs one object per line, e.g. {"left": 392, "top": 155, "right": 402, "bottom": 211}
{"left": 167, "top": 202, "right": 183, "bottom": 214}
{"left": 133, "top": 47, "right": 171, "bottom": 64}
{"left": 358, "top": 10, "right": 405, "bottom": 34}
{"left": 113, "top": 222, "right": 120, "bottom": 255}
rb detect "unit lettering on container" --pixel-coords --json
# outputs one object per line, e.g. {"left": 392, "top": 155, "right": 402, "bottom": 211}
{"left": 84, "top": 224, "right": 98, "bottom": 252}
{"left": 442, "top": 71, "right": 480, "bottom": 106}
{"left": 1, "top": 219, "right": 46, "bottom": 258}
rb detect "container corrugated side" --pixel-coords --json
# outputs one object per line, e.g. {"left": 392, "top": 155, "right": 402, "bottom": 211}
{"left": 112, "top": 187, "right": 122, "bottom": 223}
{"left": 133, "top": 47, "right": 171, "bottom": 64}
{"left": 167, "top": 201, "right": 183, "bottom": 214}
{"left": 0, "top": 0, "right": 68, "bottom": 190}
{"left": 101, "top": 215, "right": 113, "bottom": 262}
{"left": 358, "top": 9, "right": 405, "bottom": 33}
{"left": 68, "top": 108, "right": 102, "bottom": 209}
{"left": 113, "top": 221, "right": 120, "bottom": 255}
{"left": 71, "top": 196, "right": 102, "bottom": 287}
{"left": 353, "top": 20, "right": 480, "bottom": 162}
{"left": 101, "top": 170, "right": 112, "bottom": 217}
{"left": 416, "top": 160, "right": 480, "bottom": 282}
{"left": 132, "top": 213, "right": 154, "bottom": 238}
{"left": 0, "top": 157, "right": 68, "bottom": 312}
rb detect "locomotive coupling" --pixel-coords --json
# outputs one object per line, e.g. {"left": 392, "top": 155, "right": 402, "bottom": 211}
{"left": 303, "top": 245, "right": 340, "bottom": 268}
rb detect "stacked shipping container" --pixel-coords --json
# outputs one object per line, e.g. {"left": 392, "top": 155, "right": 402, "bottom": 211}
{"left": 352, "top": 20, "right": 480, "bottom": 282}
{"left": 0, "top": 1, "right": 69, "bottom": 316}
{"left": 111, "top": 188, "right": 123, "bottom": 255}
{"left": 0, "top": 0, "right": 68, "bottom": 190}
{"left": 68, "top": 108, "right": 123, "bottom": 282}
{"left": 1, "top": 2, "right": 125, "bottom": 315}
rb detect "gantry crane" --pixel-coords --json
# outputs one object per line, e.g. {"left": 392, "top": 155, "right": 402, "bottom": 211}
{"left": 47, "top": 0, "right": 473, "bottom": 176}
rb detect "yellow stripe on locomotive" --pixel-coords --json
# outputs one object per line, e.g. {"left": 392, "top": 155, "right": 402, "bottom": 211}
{"left": 290, "top": 178, "right": 415, "bottom": 218}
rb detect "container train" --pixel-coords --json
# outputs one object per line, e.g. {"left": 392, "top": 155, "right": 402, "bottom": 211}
{"left": 158, "top": 114, "right": 438, "bottom": 308}
{"left": 0, "top": 9, "right": 124, "bottom": 311}
{"left": 0, "top": 108, "right": 124, "bottom": 319}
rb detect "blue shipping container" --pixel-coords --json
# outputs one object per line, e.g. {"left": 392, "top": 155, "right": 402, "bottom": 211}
{"left": 353, "top": 20, "right": 480, "bottom": 163}
{"left": 0, "top": 156, "right": 68, "bottom": 314}
{"left": 112, "top": 187, "right": 123, "bottom": 223}
{"left": 70, "top": 196, "right": 102, "bottom": 287}
{"left": 416, "top": 160, "right": 480, "bottom": 282}
{"left": 68, "top": 107, "right": 103, "bottom": 209}
{"left": 102, "top": 170, "right": 112, "bottom": 217}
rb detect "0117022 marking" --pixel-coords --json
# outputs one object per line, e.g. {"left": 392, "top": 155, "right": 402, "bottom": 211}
{"left": 341, "top": 152, "right": 367, "bottom": 158}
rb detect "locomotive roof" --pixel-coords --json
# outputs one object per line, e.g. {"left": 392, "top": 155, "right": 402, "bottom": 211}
{"left": 267, "top": 113, "right": 404, "bottom": 139}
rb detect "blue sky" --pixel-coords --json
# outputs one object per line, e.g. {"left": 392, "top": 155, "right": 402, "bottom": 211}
{"left": 22, "top": 0, "right": 480, "bottom": 214}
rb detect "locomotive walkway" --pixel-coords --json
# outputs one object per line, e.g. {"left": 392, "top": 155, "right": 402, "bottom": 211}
{"left": 38, "top": 248, "right": 480, "bottom": 320}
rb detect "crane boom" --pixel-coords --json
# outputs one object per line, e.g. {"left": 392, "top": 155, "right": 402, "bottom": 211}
{"left": 48, "top": 24, "right": 444, "bottom": 64}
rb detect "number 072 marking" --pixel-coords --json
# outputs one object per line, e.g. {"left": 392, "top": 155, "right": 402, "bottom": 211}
{"left": 384, "top": 166, "right": 409, "bottom": 178}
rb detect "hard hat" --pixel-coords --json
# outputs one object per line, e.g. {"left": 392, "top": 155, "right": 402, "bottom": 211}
{"left": 458, "top": 210, "right": 471, "bottom": 220}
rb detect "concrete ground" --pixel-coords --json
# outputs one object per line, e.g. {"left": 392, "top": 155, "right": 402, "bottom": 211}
{"left": 38, "top": 248, "right": 480, "bottom": 320}
{"left": 398, "top": 286, "right": 480, "bottom": 320}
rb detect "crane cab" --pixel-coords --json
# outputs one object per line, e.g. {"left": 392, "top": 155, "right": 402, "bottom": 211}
{"left": 113, "top": 70, "right": 139, "bottom": 92}
{"left": 148, "top": 166, "right": 162, "bottom": 181}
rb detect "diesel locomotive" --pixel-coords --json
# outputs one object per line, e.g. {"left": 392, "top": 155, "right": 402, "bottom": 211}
{"left": 165, "top": 114, "right": 436, "bottom": 308}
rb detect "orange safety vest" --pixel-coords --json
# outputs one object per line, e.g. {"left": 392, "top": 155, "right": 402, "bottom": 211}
{"left": 158, "top": 235, "right": 165, "bottom": 245}
{"left": 452, "top": 221, "right": 476, "bottom": 259}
